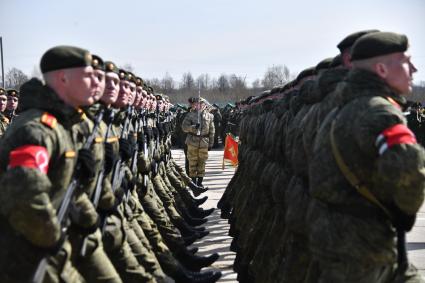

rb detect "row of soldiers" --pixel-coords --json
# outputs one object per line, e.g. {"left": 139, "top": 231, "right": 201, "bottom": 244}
{"left": 0, "top": 46, "right": 223, "bottom": 283}
{"left": 0, "top": 87, "right": 20, "bottom": 136}
{"left": 218, "top": 30, "right": 425, "bottom": 282}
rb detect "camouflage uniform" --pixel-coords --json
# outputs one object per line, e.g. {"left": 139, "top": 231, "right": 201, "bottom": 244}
{"left": 307, "top": 69, "right": 425, "bottom": 282}
{"left": 0, "top": 78, "right": 84, "bottom": 283}
{"left": 0, "top": 112, "right": 9, "bottom": 138}
{"left": 181, "top": 109, "right": 215, "bottom": 178}
{"left": 70, "top": 103, "right": 123, "bottom": 283}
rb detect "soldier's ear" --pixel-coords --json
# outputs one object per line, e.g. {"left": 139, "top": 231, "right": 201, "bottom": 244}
{"left": 375, "top": 62, "right": 389, "bottom": 79}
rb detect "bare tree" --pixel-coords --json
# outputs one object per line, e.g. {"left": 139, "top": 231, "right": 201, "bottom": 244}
{"left": 161, "top": 72, "right": 175, "bottom": 93}
{"left": 261, "top": 64, "right": 291, "bottom": 89}
{"left": 216, "top": 74, "right": 229, "bottom": 92}
{"left": 180, "top": 72, "right": 195, "bottom": 90}
{"left": 5, "top": 67, "right": 29, "bottom": 89}
{"left": 252, "top": 79, "right": 262, "bottom": 90}
{"left": 196, "top": 73, "right": 211, "bottom": 90}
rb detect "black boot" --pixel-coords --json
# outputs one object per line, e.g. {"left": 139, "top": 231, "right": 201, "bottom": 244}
{"left": 197, "top": 177, "right": 204, "bottom": 187}
{"left": 176, "top": 249, "right": 220, "bottom": 271}
{"left": 189, "top": 181, "right": 208, "bottom": 196}
{"left": 194, "top": 196, "right": 208, "bottom": 206}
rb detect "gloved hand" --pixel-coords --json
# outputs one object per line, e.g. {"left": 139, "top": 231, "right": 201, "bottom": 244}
{"left": 119, "top": 138, "right": 132, "bottom": 161}
{"left": 47, "top": 228, "right": 67, "bottom": 255}
{"left": 104, "top": 143, "right": 116, "bottom": 175}
{"left": 76, "top": 148, "right": 96, "bottom": 180}
{"left": 195, "top": 123, "right": 200, "bottom": 129}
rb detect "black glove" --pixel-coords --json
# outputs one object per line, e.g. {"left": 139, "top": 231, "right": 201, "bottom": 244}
{"left": 104, "top": 143, "right": 116, "bottom": 175}
{"left": 47, "top": 228, "right": 67, "bottom": 255}
{"left": 70, "top": 216, "right": 100, "bottom": 236}
{"left": 119, "top": 138, "right": 132, "bottom": 162}
{"left": 195, "top": 123, "right": 200, "bottom": 129}
{"left": 76, "top": 148, "right": 96, "bottom": 180}
{"left": 208, "top": 146, "right": 212, "bottom": 151}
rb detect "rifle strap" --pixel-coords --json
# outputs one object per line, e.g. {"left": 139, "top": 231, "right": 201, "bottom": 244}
{"left": 329, "top": 119, "right": 392, "bottom": 219}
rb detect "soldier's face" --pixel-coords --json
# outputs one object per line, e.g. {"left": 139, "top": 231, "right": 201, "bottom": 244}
{"left": 63, "top": 66, "right": 98, "bottom": 107}
{"left": 102, "top": 72, "right": 120, "bottom": 105}
{"left": 128, "top": 82, "right": 136, "bottom": 105}
{"left": 0, "top": 95, "right": 7, "bottom": 112}
{"left": 115, "top": 80, "right": 131, "bottom": 108}
{"left": 135, "top": 86, "right": 143, "bottom": 106}
{"left": 93, "top": 69, "right": 105, "bottom": 101}
{"left": 6, "top": 96, "right": 18, "bottom": 111}
{"left": 141, "top": 91, "right": 148, "bottom": 108}
{"left": 383, "top": 52, "right": 417, "bottom": 95}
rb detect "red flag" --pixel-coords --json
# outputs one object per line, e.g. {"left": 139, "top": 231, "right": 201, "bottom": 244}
{"left": 223, "top": 134, "right": 239, "bottom": 169}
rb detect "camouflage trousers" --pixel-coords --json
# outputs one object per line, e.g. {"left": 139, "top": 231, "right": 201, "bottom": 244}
{"left": 186, "top": 144, "right": 208, "bottom": 178}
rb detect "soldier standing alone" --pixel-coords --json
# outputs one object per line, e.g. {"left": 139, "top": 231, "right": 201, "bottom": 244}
{"left": 182, "top": 97, "right": 215, "bottom": 187}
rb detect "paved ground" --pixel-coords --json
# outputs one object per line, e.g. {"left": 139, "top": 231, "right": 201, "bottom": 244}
{"left": 172, "top": 148, "right": 237, "bottom": 282}
{"left": 172, "top": 148, "right": 425, "bottom": 280}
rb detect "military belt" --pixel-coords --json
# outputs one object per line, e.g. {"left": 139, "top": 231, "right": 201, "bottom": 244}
{"left": 188, "top": 133, "right": 209, "bottom": 138}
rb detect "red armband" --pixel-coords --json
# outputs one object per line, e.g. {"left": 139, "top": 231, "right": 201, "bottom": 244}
{"left": 375, "top": 124, "right": 417, "bottom": 155}
{"left": 8, "top": 145, "right": 50, "bottom": 174}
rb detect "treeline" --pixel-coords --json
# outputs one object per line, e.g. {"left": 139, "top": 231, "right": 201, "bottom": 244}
{"left": 2, "top": 65, "right": 425, "bottom": 105}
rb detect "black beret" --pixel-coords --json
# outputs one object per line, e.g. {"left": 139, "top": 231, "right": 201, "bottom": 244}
{"left": 155, "top": 94, "right": 163, "bottom": 100}
{"left": 127, "top": 72, "right": 137, "bottom": 84}
{"left": 315, "top": 57, "right": 334, "bottom": 72}
{"left": 136, "top": 77, "right": 143, "bottom": 86}
{"left": 330, "top": 54, "right": 342, "bottom": 68}
{"left": 337, "top": 29, "right": 380, "bottom": 52}
{"left": 91, "top": 54, "right": 105, "bottom": 71}
{"left": 351, "top": 31, "right": 408, "bottom": 61}
{"left": 105, "top": 61, "right": 119, "bottom": 74}
{"left": 148, "top": 86, "right": 154, "bottom": 93}
{"left": 188, "top": 97, "right": 196, "bottom": 103}
{"left": 40, "top": 45, "right": 92, "bottom": 73}
{"left": 7, "top": 89, "right": 19, "bottom": 98}
{"left": 118, "top": 69, "right": 129, "bottom": 81}
{"left": 0, "top": 87, "right": 5, "bottom": 96}
{"left": 296, "top": 67, "right": 316, "bottom": 83}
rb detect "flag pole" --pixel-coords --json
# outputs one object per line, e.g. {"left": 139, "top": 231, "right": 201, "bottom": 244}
{"left": 222, "top": 134, "right": 227, "bottom": 170}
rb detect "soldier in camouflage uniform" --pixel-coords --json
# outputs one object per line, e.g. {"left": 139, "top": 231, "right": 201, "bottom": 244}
{"left": 307, "top": 32, "right": 424, "bottom": 282}
{"left": 0, "top": 87, "right": 9, "bottom": 138}
{"left": 182, "top": 98, "right": 215, "bottom": 187}
{"left": 5, "top": 88, "right": 19, "bottom": 122}
{"left": 0, "top": 45, "right": 99, "bottom": 283}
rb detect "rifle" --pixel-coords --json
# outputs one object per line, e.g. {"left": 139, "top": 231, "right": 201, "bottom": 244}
{"left": 80, "top": 108, "right": 114, "bottom": 257}
{"left": 110, "top": 106, "right": 133, "bottom": 193}
{"left": 32, "top": 109, "right": 104, "bottom": 283}
{"left": 127, "top": 110, "right": 142, "bottom": 201}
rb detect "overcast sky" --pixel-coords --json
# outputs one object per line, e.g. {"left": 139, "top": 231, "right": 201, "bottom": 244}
{"left": 1, "top": 0, "right": 424, "bottom": 86}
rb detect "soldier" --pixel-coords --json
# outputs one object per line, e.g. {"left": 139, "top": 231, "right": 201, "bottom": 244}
{"left": 0, "top": 45, "right": 98, "bottom": 282}
{"left": 182, "top": 97, "right": 215, "bottom": 187}
{"left": 210, "top": 104, "right": 222, "bottom": 148}
{"left": 5, "top": 88, "right": 19, "bottom": 122}
{"left": 308, "top": 32, "right": 424, "bottom": 282}
{"left": 0, "top": 87, "right": 9, "bottom": 137}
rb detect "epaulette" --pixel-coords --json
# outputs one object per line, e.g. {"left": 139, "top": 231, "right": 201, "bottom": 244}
{"left": 40, "top": 112, "right": 57, "bottom": 129}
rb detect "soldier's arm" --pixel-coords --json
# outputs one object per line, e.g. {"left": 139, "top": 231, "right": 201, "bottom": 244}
{"left": 181, "top": 114, "right": 197, "bottom": 134}
{"left": 355, "top": 100, "right": 425, "bottom": 216}
{"left": 0, "top": 123, "right": 61, "bottom": 248}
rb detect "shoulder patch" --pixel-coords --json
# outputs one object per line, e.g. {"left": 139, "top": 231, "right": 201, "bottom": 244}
{"left": 9, "top": 145, "right": 50, "bottom": 174}
{"left": 40, "top": 112, "right": 57, "bottom": 129}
